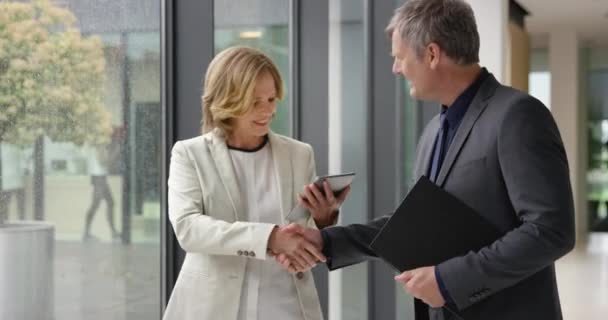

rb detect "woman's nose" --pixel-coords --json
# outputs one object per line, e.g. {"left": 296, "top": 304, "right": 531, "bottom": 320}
{"left": 261, "top": 102, "right": 276, "bottom": 112}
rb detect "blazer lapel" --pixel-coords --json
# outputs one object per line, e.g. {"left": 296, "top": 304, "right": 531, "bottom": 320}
{"left": 435, "top": 75, "right": 500, "bottom": 186}
{"left": 268, "top": 132, "right": 293, "bottom": 219}
{"left": 208, "top": 129, "right": 242, "bottom": 220}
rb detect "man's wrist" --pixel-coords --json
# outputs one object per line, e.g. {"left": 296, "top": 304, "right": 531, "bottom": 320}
{"left": 320, "top": 228, "right": 332, "bottom": 259}
{"left": 435, "top": 265, "right": 455, "bottom": 307}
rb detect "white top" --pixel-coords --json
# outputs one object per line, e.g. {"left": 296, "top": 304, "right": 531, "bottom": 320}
{"left": 84, "top": 145, "right": 107, "bottom": 176}
{"left": 229, "top": 139, "right": 304, "bottom": 320}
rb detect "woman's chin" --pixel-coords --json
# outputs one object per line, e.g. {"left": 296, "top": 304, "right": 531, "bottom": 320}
{"left": 253, "top": 124, "right": 271, "bottom": 134}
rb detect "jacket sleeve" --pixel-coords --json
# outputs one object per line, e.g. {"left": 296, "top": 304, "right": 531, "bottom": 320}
{"left": 436, "top": 96, "right": 576, "bottom": 310}
{"left": 322, "top": 215, "right": 390, "bottom": 270}
{"left": 168, "top": 141, "right": 276, "bottom": 260}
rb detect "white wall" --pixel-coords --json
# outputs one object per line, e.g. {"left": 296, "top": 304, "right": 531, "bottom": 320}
{"left": 328, "top": 1, "right": 369, "bottom": 319}
{"left": 549, "top": 31, "right": 588, "bottom": 241}
{"left": 465, "top": 0, "right": 509, "bottom": 83}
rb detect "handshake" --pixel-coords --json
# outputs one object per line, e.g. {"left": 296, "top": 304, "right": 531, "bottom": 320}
{"left": 265, "top": 181, "right": 350, "bottom": 273}
{"left": 267, "top": 223, "right": 325, "bottom": 273}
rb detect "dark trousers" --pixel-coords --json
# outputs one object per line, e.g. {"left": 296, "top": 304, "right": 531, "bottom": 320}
{"left": 84, "top": 175, "right": 116, "bottom": 235}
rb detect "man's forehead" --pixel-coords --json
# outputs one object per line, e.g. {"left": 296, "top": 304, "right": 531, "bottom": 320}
{"left": 391, "top": 32, "right": 407, "bottom": 54}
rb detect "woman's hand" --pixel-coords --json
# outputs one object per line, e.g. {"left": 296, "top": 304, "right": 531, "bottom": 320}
{"left": 267, "top": 224, "right": 326, "bottom": 271}
{"left": 273, "top": 224, "right": 324, "bottom": 273}
{"left": 299, "top": 181, "right": 351, "bottom": 228}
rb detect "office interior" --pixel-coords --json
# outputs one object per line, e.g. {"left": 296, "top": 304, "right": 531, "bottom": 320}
{"left": 0, "top": 0, "right": 607, "bottom": 319}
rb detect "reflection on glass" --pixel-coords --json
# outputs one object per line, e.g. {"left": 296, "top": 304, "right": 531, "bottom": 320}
{"left": 396, "top": 78, "right": 418, "bottom": 320}
{"left": 214, "top": 0, "right": 291, "bottom": 136}
{"left": 400, "top": 79, "right": 419, "bottom": 192}
{"left": 529, "top": 72, "right": 551, "bottom": 109}
{"left": 0, "top": 1, "right": 160, "bottom": 319}
{"left": 328, "top": 0, "right": 369, "bottom": 319}
{"left": 529, "top": 48, "right": 551, "bottom": 110}
{"left": 586, "top": 47, "right": 608, "bottom": 232}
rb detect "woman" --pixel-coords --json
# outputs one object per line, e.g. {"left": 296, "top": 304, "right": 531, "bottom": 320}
{"left": 163, "top": 46, "right": 349, "bottom": 320}
{"left": 82, "top": 143, "right": 118, "bottom": 241}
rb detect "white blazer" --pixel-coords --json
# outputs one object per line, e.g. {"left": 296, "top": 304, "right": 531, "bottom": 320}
{"left": 163, "top": 129, "right": 324, "bottom": 320}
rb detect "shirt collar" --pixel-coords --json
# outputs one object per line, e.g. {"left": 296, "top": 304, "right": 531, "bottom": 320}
{"left": 227, "top": 135, "right": 269, "bottom": 153}
{"left": 441, "top": 67, "right": 489, "bottom": 128}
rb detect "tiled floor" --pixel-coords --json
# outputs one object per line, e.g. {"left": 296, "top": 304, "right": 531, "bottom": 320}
{"left": 51, "top": 233, "right": 608, "bottom": 320}
{"left": 556, "top": 233, "right": 608, "bottom": 320}
{"left": 54, "top": 240, "right": 160, "bottom": 320}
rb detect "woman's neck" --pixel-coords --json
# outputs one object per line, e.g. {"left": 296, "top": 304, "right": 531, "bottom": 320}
{"left": 227, "top": 132, "right": 265, "bottom": 150}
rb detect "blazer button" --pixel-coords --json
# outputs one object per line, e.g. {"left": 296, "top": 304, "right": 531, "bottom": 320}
{"left": 249, "top": 251, "right": 256, "bottom": 258}
{"left": 237, "top": 250, "right": 243, "bottom": 256}
{"left": 296, "top": 272, "right": 304, "bottom": 280}
{"left": 243, "top": 251, "right": 249, "bottom": 256}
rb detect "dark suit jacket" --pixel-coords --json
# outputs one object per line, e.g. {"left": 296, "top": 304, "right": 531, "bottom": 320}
{"left": 323, "top": 74, "right": 576, "bottom": 320}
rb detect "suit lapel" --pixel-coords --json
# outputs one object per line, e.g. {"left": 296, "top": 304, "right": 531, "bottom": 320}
{"left": 268, "top": 132, "right": 293, "bottom": 219}
{"left": 435, "top": 75, "right": 500, "bottom": 186}
{"left": 208, "top": 129, "right": 242, "bottom": 220}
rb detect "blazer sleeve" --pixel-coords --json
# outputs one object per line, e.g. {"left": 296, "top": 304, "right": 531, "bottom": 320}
{"left": 436, "top": 96, "right": 576, "bottom": 310}
{"left": 322, "top": 215, "right": 389, "bottom": 270}
{"left": 168, "top": 141, "right": 276, "bottom": 260}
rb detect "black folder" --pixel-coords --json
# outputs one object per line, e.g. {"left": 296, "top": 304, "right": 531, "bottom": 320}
{"left": 369, "top": 176, "right": 502, "bottom": 272}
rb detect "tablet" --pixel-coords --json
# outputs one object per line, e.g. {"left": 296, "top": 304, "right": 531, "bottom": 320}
{"left": 286, "top": 172, "right": 355, "bottom": 222}
{"left": 313, "top": 172, "right": 356, "bottom": 195}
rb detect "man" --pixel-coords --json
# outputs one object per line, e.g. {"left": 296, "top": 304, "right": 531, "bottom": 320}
{"left": 278, "top": 0, "right": 575, "bottom": 319}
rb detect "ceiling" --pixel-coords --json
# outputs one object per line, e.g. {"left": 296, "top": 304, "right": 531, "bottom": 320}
{"left": 518, "top": 0, "right": 608, "bottom": 47}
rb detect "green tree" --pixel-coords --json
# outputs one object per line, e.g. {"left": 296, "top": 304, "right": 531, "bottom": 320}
{"left": 0, "top": 0, "right": 111, "bottom": 224}
{"left": 0, "top": 0, "right": 111, "bottom": 144}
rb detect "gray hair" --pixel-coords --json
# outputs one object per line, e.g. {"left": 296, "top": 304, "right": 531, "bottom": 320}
{"left": 386, "top": 0, "right": 480, "bottom": 65}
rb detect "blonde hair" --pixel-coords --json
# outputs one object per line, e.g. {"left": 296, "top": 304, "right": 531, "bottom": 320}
{"left": 202, "top": 46, "right": 284, "bottom": 135}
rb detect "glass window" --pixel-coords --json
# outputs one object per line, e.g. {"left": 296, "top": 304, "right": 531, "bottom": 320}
{"left": 399, "top": 79, "right": 419, "bottom": 193}
{"left": 586, "top": 47, "right": 608, "bottom": 232}
{"left": 328, "top": 1, "right": 369, "bottom": 319}
{"left": 0, "top": 1, "right": 161, "bottom": 319}
{"left": 396, "top": 78, "right": 418, "bottom": 320}
{"left": 213, "top": 0, "right": 291, "bottom": 136}
{"left": 529, "top": 48, "right": 551, "bottom": 109}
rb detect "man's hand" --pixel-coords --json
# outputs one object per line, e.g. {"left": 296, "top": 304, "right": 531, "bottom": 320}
{"left": 273, "top": 224, "right": 324, "bottom": 273}
{"left": 267, "top": 223, "right": 325, "bottom": 272}
{"left": 299, "top": 181, "right": 350, "bottom": 228}
{"left": 395, "top": 266, "right": 445, "bottom": 308}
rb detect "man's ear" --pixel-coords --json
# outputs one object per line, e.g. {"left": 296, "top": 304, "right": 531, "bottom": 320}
{"left": 426, "top": 43, "right": 441, "bottom": 70}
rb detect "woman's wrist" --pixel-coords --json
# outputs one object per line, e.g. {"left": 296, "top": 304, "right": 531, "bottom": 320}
{"left": 267, "top": 225, "right": 280, "bottom": 252}
{"left": 314, "top": 210, "right": 339, "bottom": 228}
